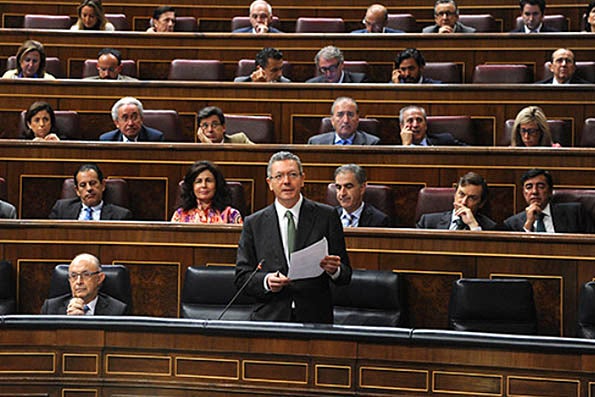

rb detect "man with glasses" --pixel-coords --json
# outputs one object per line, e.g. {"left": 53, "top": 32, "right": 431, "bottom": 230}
{"left": 308, "top": 97, "right": 380, "bottom": 145}
{"left": 233, "top": 0, "right": 282, "bottom": 33}
{"left": 41, "top": 253, "right": 129, "bottom": 315}
{"left": 351, "top": 4, "right": 403, "bottom": 33}
{"left": 196, "top": 106, "right": 254, "bottom": 144}
{"left": 84, "top": 48, "right": 137, "bottom": 81}
{"left": 235, "top": 151, "right": 351, "bottom": 323}
{"left": 234, "top": 47, "right": 291, "bottom": 83}
{"left": 306, "top": 46, "right": 368, "bottom": 83}
{"left": 536, "top": 48, "right": 590, "bottom": 84}
{"left": 504, "top": 169, "right": 594, "bottom": 233}
{"left": 99, "top": 97, "right": 164, "bottom": 142}
{"left": 422, "top": 0, "right": 476, "bottom": 33}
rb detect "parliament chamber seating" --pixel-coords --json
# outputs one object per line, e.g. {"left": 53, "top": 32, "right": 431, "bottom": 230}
{"left": 175, "top": 180, "right": 248, "bottom": 218}
{"left": 503, "top": 118, "right": 573, "bottom": 147}
{"left": 471, "top": 64, "right": 533, "bottom": 84}
{"left": 61, "top": 178, "right": 130, "bottom": 210}
{"left": 224, "top": 114, "right": 275, "bottom": 143}
{"left": 48, "top": 264, "right": 132, "bottom": 310}
{"left": 0, "top": 260, "right": 15, "bottom": 314}
{"left": 235, "top": 59, "right": 294, "bottom": 81}
{"left": 105, "top": 13, "right": 130, "bottom": 30}
{"left": 180, "top": 265, "right": 254, "bottom": 320}
{"left": 448, "top": 278, "right": 538, "bottom": 334}
{"left": 19, "top": 109, "right": 81, "bottom": 140}
{"left": 458, "top": 14, "right": 499, "bottom": 32}
{"left": 142, "top": 109, "right": 186, "bottom": 142}
{"left": 426, "top": 115, "right": 475, "bottom": 145}
{"left": 331, "top": 269, "right": 406, "bottom": 326}
{"left": 326, "top": 183, "right": 396, "bottom": 226}
{"left": 230, "top": 15, "right": 281, "bottom": 31}
{"left": 578, "top": 281, "right": 595, "bottom": 338}
{"left": 174, "top": 16, "right": 199, "bottom": 32}
{"left": 167, "top": 59, "right": 224, "bottom": 81}
{"left": 7, "top": 55, "right": 62, "bottom": 78}
{"left": 295, "top": 17, "right": 345, "bottom": 33}
{"left": 580, "top": 118, "right": 595, "bottom": 147}
{"left": 23, "top": 14, "right": 71, "bottom": 29}
{"left": 542, "top": 61, "right": 595, "bottom": 83}
{"left": 386, "top": 13, "right": 418, "bottom": 32}
{"left": 552, "top": 189, "right": 595, "bottom": 224}
{"left": 82, "top": 59, "right": 137, "bottom": 78}
{"left": 319, "top": 117, "right": 380, "bottom": 137}
{"left": 423, "top": 62, "right": 463, "bottom": 83}
{"left": 414, "top": 187, "right": 455, "bottom": 223}
{"left": 515, "top": 14, "right": 569, "bottom": 31}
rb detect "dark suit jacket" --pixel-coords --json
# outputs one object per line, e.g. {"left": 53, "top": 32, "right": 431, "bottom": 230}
{"left": 424, "top": 132, "right": 468, "bottom": 146}
{"left": 232, "top": 26, "right": 283, "bottom": 33}
{"left": 422, "top": 22, "right": 476, "bottom": 33}
{"left": 40, "top": 292, "right": 128, "bottom": 315}
{"left": 0, "top": 200, "right": 16, "bottom": 219}
{"left": 351, "top": 27, "right": 404, "bottom": 33}
{"left": 99, "top": 125, "right": 164, "bottom": 142}
{"left": 535, "top": 75, "right": 591, "bottom": 84}
{"left": 234, "top": 75, "right": 291, "bottom": 82}
{"left": 509, "top": 24, "right": 560, "bottom": 32}
{"left": 49, "top": 198, "right": 132, "bottom": 220}
{"left": 306, "top": 70, "right": 368, "bottom": 83}
{"left": 503, "top": 202, "right": 594, "bottom": 233}
{"left": 389, "top": 76, "right": 442, "bottom": 84}
{"left": 307, "top": 130, "right": 380, "bottom": 145}
{"left": 336, "top": 203, "right": 390, "bottom": 227}
{"left": 417, "top": 210, "right": 497, "bottom": 230}
{"left": 235, "top": 198, "right": 352, "bottom": 323}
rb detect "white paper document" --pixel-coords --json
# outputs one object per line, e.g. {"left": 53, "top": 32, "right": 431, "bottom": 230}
{"left": 287, "top": 237, "right": 328, "bottom": 281}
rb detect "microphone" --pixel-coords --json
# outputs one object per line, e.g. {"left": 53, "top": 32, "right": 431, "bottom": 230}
{"left": 217, "top": 260, "right": 264, "bottom": 321}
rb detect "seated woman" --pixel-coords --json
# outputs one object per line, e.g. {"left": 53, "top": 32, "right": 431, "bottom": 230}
{"left": 171, "top": 160, "right": 243, "bottom": 224}
{"left": 2, "top": 40, "right": 55, "bottom": 79}
{"left": 510, "top": 106, "right": 560, "bottom": 147}
{"left": 23, "top": 101, "right": 62, "bottom": 141}
{"left": 70, "top": 0, "right": 115, "bottom": 31}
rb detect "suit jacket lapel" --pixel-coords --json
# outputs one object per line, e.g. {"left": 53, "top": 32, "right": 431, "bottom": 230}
{"left": 438, "top": 211, "right": 452, "bottom": 229}
{"left": 69, "top": 202, "right": 83, "bottom": 219}
{"left": 265, "top": 205, "right": 289, "bottom": 270}
{"left": 295, "top": 199, "right": 316, "bottom": 250}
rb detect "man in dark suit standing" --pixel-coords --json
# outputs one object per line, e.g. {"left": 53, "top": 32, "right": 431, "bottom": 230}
{"left": 306, "top": 46, "right": 368, "bottom": 83}
{"left": 535, "top": 49, "right": 590, "bottom": 84}
{"left": 232, "top": 0, "right": 283, "bottom": 33}
{"left": 417, "top": 172, "right": 497, "bottom": 230}
{"left": 334, "top": 164, "right": 390, "bottom": 227}
{"left": 504, "top": 169, "right": 594, "bottom": 233}
{"left": 351, "top": 4, "right": 404, "bottom": 33}
{"left": 41, "top": 253, "right": 128, "bottom": 315}
{"left": 510, "top": 0, "right": 560, "bottom": 33}
{"left": 99, "top": 97, "right": 164, "bottom": 142}
{"left": 49, "top": 163, "right": 132, "bottom": 220}
{"left": 399, "top": 105, "right": 467, "bottom": 146}
{"left": 235, "top": 151, "right": 352, "bottom": 323}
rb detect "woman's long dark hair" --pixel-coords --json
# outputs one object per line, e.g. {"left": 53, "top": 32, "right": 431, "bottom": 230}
{"left": 180, "top": 160, "right": 231, "bottom": 212}
{"left": 23, "top": 101, "right": 59, "bottom": 139}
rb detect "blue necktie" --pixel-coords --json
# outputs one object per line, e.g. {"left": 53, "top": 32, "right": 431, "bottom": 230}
{"left": 337, "top": 139, "right": 350, "bottom": 145}
{"left": 84, "top": 207, "right": 93, "bottom": 220}
{"left": 83, "top": 304, "right": 90, "bottom": 314}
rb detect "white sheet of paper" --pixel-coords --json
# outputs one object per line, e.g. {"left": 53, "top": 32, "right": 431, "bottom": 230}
{"left": 287, "top": 237, "right": 328, "bottom": 280}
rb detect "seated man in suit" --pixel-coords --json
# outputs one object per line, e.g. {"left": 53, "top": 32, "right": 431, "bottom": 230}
{"left": 196, "top": 106, "right": 254, "bottom": 144}
{"left": 308, "top": 97, "right": 380, "bottom": 145}
{"left": 351, "top": 4, "right": 404, "bottom": 33}
{"left": 417, "top": 172, "right": 497, "bottom": 230}
{"left": 234, "top": 47, "right": 291, "bottom": 82}
{"left": 41, "top": 253, "right": 128, "bottom": 315}
{"left": 391, "top": 48, "right": 442, "bottom": 84}
{"left": 233, "top": 0, "right": 282, "bottom": 33}
{"left": 504, "top": 168, "right": 594, "bottom": 233}
{"left": 49, "top": 163, "right": 132, "bottom": 220}
{"left": 147, "top": 6, "right": 176, "bottom": 33}
{"left": 84, "top": 48, "right": 137, "bottom": 81}
{"left": 334, "top": 164, "right": 390, "bottom": 227}
{"left": 306, "top": 46, "right": 368, "bottom": 83}
{"left": 422, "top": 0, "right": 476, "bottom": 33}
{"left": 99, "top": 97, "right": 164, "bottom": 142}
{"left": 0, "top": 200, "right": 16, "bottom": 219}
{"left": 536, "top": 49, "right": 590, "bottom": 84}
{"left": 399, "top": 105, "right": 467, "bottom": 146}
{"left": 510, "top": 0, "right": 559, "bottom": 33}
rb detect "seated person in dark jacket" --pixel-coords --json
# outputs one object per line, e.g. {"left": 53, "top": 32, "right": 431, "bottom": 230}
{"left": 390, "top": 48, "right": 442, "bottom": 84}
{"left": 399, "top": 105, "right": 467, "bottom": 146}
{"left": 510, "top": 0, "right": 560, "bottom": 33}
{"left": 232, "top": 0, "right": 283, "bottom": 33}
{"left": 535, "top": 48, "right": 590, "bottom": 84}
{"left": 504, "top": 168, "right": 594, "bottom": 233}
{"left": 196, "top": 106, "right": 254, "bottom": 144}
{"left": 234, "top": 47, "right": 290, "bottom": 82}
{"left": 417, "top": 172, "right": 497, "bottom": 230}
{"left": 99, "top": 97, "right": 164, "bottom": 142}
{"left": 351, "top": 4, "right": 404, "bottom": 33}
{"left": 306, "top": 46, "right": 368, "bottom": 83}
{"left": 49, "top": 163, "right": 132, "bottom": 220}
{"left": 334, "top": 164, "right": 390, "bottom": 227}
{"left": 41, "top": 253, "right": 128, "bottom": 315}
{"left": 422, "top": 0, "right": 476, "bottom": 33}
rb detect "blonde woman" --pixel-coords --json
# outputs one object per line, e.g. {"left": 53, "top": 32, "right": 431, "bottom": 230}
{"left": 511, "top": 106, "right": 560, "bottom": 147}
{"left": 70, "top": 0, "right": 115, "bottom": 31}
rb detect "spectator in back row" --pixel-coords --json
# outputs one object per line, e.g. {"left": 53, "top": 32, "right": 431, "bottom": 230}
{"left": 70, "top": 0, "right": 115, "bottom": 31}
{"left": 510, "top": 0, "right": 559, "bottom": 33}
{"left": 24, "top": 101, "right": 63, "bottom": 141}
{"left": 399, "top": 105, "right": 467, "bottom": 146}
{"left": 2, "top": 40, "right": 55, "bottom": 80}
{"left": 510, "top": 106, "right": 560, "bottom": 147}
{"left": 422, "top": 0, "right": 476, "bottom": 33}
{"left": 234, "top": 47, "right": 291, "bottom": 82}
{"left": 147, "top": 6, "right": 176, "bottom": 33}
{"left": 391, "top": 48, "right": 441, "bottom": 84}
{"left": 536, "top": 48, "right": 590, "bottom": 84}
{"left": 196, "top": 106, "right": 254, "bottom": 144}
{"left": 351, "top": 4, "right": 404, "bottom": 33}
{"left": 99, "top": 97, "right": 164, "bottom": 142}
{"left": 306, "top": 46, "right": 368, "bottom": 83}
{"left": 233, "top": 0, "right": 282, "bottom": 33}
{"left": 84, "top": 48, "right": 138, "bottom": 81}
{"left": 584, "top": 0, "right": 595, "bottom": 32}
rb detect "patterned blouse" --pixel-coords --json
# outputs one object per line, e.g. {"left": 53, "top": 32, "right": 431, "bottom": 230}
{"left": 171, "top": 203, "right": 243, "bottom": 224}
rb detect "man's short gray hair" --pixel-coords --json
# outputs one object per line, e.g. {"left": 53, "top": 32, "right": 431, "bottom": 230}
{"left": 334, "top": 164, "right": 367, "bottom": 185}
{"left": 70, "top": 253, "right": 102, "bottom": 271}
{"left": 330, "top": 97, "right": 358, "bottom": 115}
{"left": 399, "top": 105, "right": 427, "bottom": 125}
{"left": 249, "top": 0, "right": 272, "bottom": 14}
{"left": 314, "top": 46, "right": 344, "bottom": 66}
{"left": 434, "top": 0, "right": 459, "bottom": 14}
{"left": 111, "top": 96, "right": 144, "bottom": 121}
{"left": 267, "top": 151, "right": 303, "bottom": 178}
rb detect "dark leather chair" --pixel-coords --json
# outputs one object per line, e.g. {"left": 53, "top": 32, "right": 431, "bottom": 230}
{"left": 19, "top": 110, "right": 81, "bottom": 140}
{"left": 319, "top": 117, "right": 380, "bottom": 137}
{"left": 180, "top": 266, "right": 255, "bottom": 320}
{"left": 472, "top": 64, "right": 533, "bottom": 84}
{"left": 331, "top": 269, "right": 405, "bottom": 326}
{"left": 387, "top": 13, "right": 418, "bottom": 32}
{"left": 459, "top": 14, "right": 499, "bottom": 32}
{"left": 580, "top": 118, "right": 595, "bottom": 147}
{"left": 230, "top": 16, "right": 281, "bottom": 31}
{"left": 224, "top": 114, "right": 275, "bottom": 143}
{"left": 295, "top": 17, "right": 345, "bottom": 33}
{"left": 176, "top": 180, "right": 248, "bottom": 218}
{"left": 61, "top": 178, "right": 130, "bottom": 209}
{"left": 23, "top": 14, "right": 72, "bottom": 29}
{"left": 503, "top": 118, "right": 572, "bottom": 147}
{"left": 326, "top": 183, "right": 396, "bottom": 225}
{"left": 414, "top": 187, "right": 455, "bottom": 222}
{"left": 427, "top": 115, "right": 475, "bottom": 145}
{"left": 578, "top": 281, "right": 595, "bottom": 338}
{"left": 82, "top": 59, "right": 137, "bottom": 79}
{"left": 105, "top": 13, "right": 130, "bottom": 30}
{"left": 48, "top": 264, "right": 132, "bottom": 309}
{"left": 235, "top": 59, "right": 293, "bottom": 81}
{"left": 424, "top": 62, "right": 463, "bottom": 83}
{"left": 541, "top": 61, "right": 595, "bottom": 83}
{"left": 175, "top": 16, "right": 198, "bottom": 32}
{"left": 143, "top": 110, "right": 185, "bottom": 141}
{"left": 0, "top": 260, "right": 16, "bottom": 314}
{"left": 552, "top": 189, "right": 595, "bottom": 225}
{"left": 7, "top": 56, "right": 62, "bottom": 78}
{"left": 167, "top": 60, "right": 224, "bottom": 81}
{"left": 515, "top": 14, "right": 568, "bottom": 31}
{"left": 448, "top": 278, "right": 537, "bottom": 334}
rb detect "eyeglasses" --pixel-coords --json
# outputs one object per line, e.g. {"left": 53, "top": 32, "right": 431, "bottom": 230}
{"left": 319, "top": 63, "right": 340, "bottom": 74}
{"left": 199, "top": 122, "right": 222, "bottom": 129}
{"left": 435, "top": 11, "right": 455, "bottom": 17}
{"left": 268, "top": 172, "right": 301, "bottom": 182}
{"left": 520, "top": 128, "right": 540, "bottom": 136}
{"left": 68, "top": 271, "right": 101, "bottom": 281}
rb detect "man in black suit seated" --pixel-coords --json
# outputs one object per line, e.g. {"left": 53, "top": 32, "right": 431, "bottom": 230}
{"left": 351, "top": 4, "right": 404, "bottom": 33}
{"left": 334, "top": 164, "right": 390, "bottom": 227}
{"left": 0, "top": 200, "right": 16, "bottom": 219}
{"left": 49, "top": 163, "right": 132, "bottom": 220}
{"left": 536, "top": 49, "right": 590, "bottom": 84}
{"left": 390, "top": 48, "right": 442, "bottom": 84}
{"left": 417, "top": 172, "right": 497, "bottom": 230}
{"left": 232, "top": 0, "right": 283, "bottom": 33}
{"left": 235, "top": 151, "right": 352, "bottom": 323}
{"left": 422, "top": 0, "right": 476, "bottom": 33}
{"left": 306, "top": 46, "right": 368, "bottom": 83}
{"left": 504, "top": 168, "right": 594, "bottom": 233}
{"left": 234, "top": 47, "right": 291, "bottom": 82}
{"left": 307, "top": 97, "right": 380, "bottom": 145}
{"left": 41, "top": 253, "right": 128, "bottom": 315}
{"left": 399, "top": 105, "right": 467, "bottom": 146}
{"left": 510, "top": 0, "right": 560, "bottom": 33}
{"left": 99, "top": 97, "right": 164, "bottom": 142}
